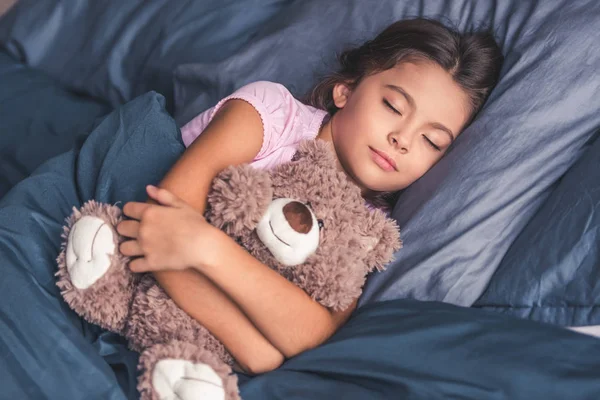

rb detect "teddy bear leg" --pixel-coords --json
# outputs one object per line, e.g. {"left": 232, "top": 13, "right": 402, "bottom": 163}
{"left": 138, "top": 341, "right": 240, "bottom": 400}
{"left": 56, "top": 200, "right": 134, "bottom": 333}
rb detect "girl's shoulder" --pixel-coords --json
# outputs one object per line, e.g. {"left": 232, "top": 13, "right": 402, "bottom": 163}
{"left": 208, "top": 80, "right": 321, "bottom": 139}
{"left": 227, "top": 80, "right": 301, "bottom": 111}
{"left": 181, "top": 81, "right": 329, "bottom": 167}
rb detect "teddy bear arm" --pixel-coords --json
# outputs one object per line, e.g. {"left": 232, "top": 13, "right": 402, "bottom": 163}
{"left": 56, "top": 201, "right": 136, "bottom": 334}
{"left": 292, "top": 256, "right": 367, "bottom": 312}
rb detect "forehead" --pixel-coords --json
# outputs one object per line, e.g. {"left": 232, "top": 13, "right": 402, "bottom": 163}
{"left": 366, "top": 61, "right": 471, "bottom": 134}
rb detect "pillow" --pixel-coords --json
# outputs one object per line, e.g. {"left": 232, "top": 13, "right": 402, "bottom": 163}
{"left": 0, "top": 0, "right": 294, "bottom": 110}
{"left": 173, "top": 0, "right": 600, "bottom": 307}
{"left": 474, "top": 130, "right": 600, "bottom": 326}
{"left": 0, "top": 51, "right": 110, "bottom": 197}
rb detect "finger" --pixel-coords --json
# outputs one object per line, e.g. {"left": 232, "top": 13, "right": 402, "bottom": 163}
{"left": 116, "top": 220, "right": 140, "bottom": 238}
{"left": 119, "top": 240, "right": 144, "bottom": 257}
{"left": 146, "top": 185, "right": 184, "bottom": 208}
{"left": 129, "top": 257, "right": 152, "bottom": 273}
{"left": 122, "top": 202, "right": 152, "bottom": 219}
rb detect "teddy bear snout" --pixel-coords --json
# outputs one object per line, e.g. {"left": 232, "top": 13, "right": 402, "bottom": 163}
{"left": 255, "top": 198, "right": 320, "bottom": 267}
{"left": 282, "top": 201, "right": 313, "bottom": 234}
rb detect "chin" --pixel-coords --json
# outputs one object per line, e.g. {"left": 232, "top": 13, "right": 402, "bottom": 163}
{"left": 352, "top": 171, "right": 387, "bottom": 193}
{"left": 360, "top": 175, "right": 405, "bottom": 193}
{"left": 343, "top": 153, "right": 390, "bottom": 191}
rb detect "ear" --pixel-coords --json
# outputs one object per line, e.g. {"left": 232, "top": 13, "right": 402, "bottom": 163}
{"left": 360, "top": 212, "right": 402, "bottom": 272}
{"left": 206, "top": 164, "right": 273, "bottom": 235}
{"left": 332, "top": 82, "right": 352, "bottom": 109}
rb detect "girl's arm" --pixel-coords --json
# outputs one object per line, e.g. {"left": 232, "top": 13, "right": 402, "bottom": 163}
{"left": 193, "top": 230, "right": 358, "bottom": 358}
{"left": 127, "top": 185, "right": 358, "bottom": 360}
{"left": 151, "top": 100, "right": 283, "bottom": 375}
{"left": 157, "top": 269, "right": 284, "bottom": 375}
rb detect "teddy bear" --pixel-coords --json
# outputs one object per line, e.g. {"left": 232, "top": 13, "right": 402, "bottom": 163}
{"left": 55, "top": 139, "right": 401, "bottom": 400}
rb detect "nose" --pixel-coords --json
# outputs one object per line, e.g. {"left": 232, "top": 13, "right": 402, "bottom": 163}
{"left": 282, "top": 201, "right": 313, "bottom": 233}
{"left": 389, "top": 129, "right": 413, "bottom": 154}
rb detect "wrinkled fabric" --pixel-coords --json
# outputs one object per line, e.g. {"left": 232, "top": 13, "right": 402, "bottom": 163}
{"left": 474, "top": 130, "right": 600, "bottom": 326}
{"left": 240, "top": 299, "right": 600, "bottom": 400}
{"left": 169, "top": 0, "right": 600, "bottom": 307}
{"left": 0, "top": 0, "right": 293, "bottom": 111}
{"left": 0, "top": 51, "right": 109, "bottom": 197}
{"left": 0, "top": 92, "right": 183, "bottom": 399}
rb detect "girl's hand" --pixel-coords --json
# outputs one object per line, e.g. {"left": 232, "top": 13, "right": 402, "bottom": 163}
{"left": 117, "top": 185, "right": 225, "bottom": 273}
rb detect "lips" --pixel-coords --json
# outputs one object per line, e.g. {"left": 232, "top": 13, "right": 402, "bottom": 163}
{"left": 369, "top": 147, "right": 397, "bottom": 172}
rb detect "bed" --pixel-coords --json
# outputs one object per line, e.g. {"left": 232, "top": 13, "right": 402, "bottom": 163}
{"left": 1, "top": 1, "right": 599, "bottom": 399}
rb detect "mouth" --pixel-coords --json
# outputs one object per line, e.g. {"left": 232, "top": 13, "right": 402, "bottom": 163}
{"left": 369, "top": 147, "right": 397, "bottom": 172}
{"left": 269, "top": 221, "right": 290, "bottom": 247}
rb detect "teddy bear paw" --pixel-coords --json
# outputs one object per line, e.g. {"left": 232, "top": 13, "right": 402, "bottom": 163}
{"left": 152, "top": 359, "right": 225, "bottom": 400}
{"left": 65, "top": 215, "right": 116, "bottom": 289}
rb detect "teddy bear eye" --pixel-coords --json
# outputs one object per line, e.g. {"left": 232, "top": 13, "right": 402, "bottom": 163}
{"left": 317, "top": 219, "right": 324, "bottom": 230}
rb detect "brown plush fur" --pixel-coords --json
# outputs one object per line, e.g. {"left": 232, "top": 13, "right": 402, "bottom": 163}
{"left": 56, "top": 139, "right": 401, "bottom": 399}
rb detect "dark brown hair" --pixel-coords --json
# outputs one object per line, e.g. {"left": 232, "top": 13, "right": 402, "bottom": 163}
{"left": 308, "top": 18, "right": 503, "bottom": 122}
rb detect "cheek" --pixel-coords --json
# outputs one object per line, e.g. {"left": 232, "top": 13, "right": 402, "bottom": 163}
{"left": 340, "top": 97, "right": 379, "bottom": 129}
{"left": 413, "top": 151, "right": 442, "bottom": 177}
{"left": 334, "top": 109, "right": 360, "bottom": 142}
{"left": 403, "top": 152, "right": 436, "bottom": 180}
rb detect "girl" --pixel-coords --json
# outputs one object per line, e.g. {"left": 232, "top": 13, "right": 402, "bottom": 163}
{"left": 116, "top": 18, "right": 503, "bottom": 375}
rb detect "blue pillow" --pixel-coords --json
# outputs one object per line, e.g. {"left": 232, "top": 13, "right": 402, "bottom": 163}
{"left": 0, "top": 0, "right": 293, "bottom": 110}
{"left": 474, "top": 130, "right": 600, "bottom": 326}
{"left": 173, "top": 0, "right": 600, "bottom": 307}
{"left": 0, "top": 51, "right": 110, "bottom": 197}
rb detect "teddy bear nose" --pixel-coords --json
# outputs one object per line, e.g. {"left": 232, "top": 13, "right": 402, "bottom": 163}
{"left": 282, "top": 201, "right": 313, "bottom": 234}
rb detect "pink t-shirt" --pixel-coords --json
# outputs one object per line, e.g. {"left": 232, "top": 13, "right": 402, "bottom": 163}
{"left": 181, "top": 81, "right": 329, "bottom": 169}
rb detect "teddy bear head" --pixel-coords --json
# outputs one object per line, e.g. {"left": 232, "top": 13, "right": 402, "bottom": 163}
{"left": 205, "top": 140, "right": 401, "bottom": 311}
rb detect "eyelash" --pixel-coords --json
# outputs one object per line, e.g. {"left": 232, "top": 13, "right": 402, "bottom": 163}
{"left": 383, "top": 99, "right": 402, "bottom": 116}
{"left": 423, "top": 135, "right": 441, "bottom": 151}
{"left": 383, "top": 99, "right": 441, "bottom": 152}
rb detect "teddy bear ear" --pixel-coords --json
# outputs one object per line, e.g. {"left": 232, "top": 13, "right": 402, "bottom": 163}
{"left": 206, "top": 164, "right": 273, "bottom": 235}
{"left": 292, "top": 140, "right": 338, "bottom": 167}
{"left": 360, "top": 214, "right": 402, "bottom": 273}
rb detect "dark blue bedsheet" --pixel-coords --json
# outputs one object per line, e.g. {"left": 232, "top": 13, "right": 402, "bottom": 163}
{"left": 1, "top": 91, "right": 599, "bottom": 399}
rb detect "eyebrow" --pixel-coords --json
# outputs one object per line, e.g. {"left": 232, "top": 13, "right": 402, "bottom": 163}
{"left": 385, "top": 84, "right": 456, "bottom": 141}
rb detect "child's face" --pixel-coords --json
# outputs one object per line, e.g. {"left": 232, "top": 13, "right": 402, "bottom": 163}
{"left": 329, "top": 60, "right": 471, "bottom": 193}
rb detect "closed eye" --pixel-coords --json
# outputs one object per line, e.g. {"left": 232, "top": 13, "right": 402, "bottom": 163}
{"left": 422, "top": 135, "right": 441, "bottom": 152}
{"left": 383, "top": 99, "right": 402, "bottom": 116}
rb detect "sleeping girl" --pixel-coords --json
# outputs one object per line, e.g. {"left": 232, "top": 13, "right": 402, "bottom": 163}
{"left": 115, "top": 17, "right": 503, "bottom": 378}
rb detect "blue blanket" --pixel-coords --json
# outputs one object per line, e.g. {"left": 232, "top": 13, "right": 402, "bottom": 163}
{"left": 2, "top": 92, "right": 600, "bottom": 399}
{"left": 245, "top": 299, "right": 600, "bottom": 399}
{"left": 0, "top": 93, "right": 179, "bottom": 400}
